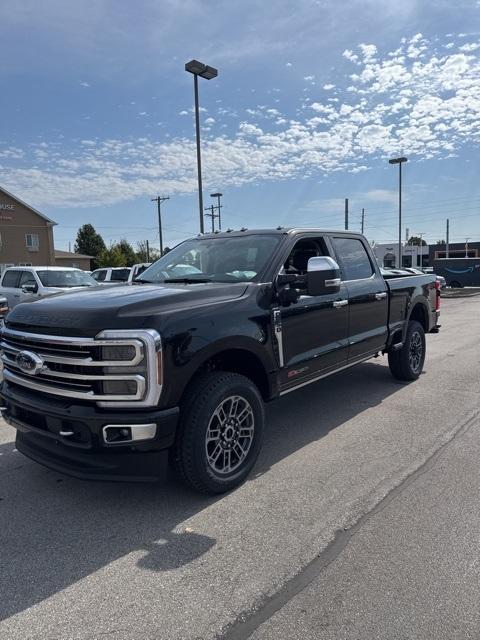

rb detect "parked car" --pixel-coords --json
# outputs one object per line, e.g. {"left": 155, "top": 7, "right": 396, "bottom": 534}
{"left": 128, "top": 263, "right": 152, "bottom": 282}
{"left": 0, "top": 266, "right": 97, "bottom": 310}
{"left": 90, "top": 267, "right": 131, "bottom": 284}
{"left": 0, "top": 295, "right": 8, "bottom": 323}
{"left": 0, "top": 228, "right": 440, "bottom": 493}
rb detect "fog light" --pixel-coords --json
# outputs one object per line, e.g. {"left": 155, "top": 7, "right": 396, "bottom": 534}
{"left": 103, "top": 423, "right": 157, "bottom": 444}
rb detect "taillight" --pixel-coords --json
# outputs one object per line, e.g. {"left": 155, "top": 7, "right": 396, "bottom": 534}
{"left": 434, "top": 281, "right": 441, "bottom": 311}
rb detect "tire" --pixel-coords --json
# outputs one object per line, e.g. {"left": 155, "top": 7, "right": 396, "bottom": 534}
{"left": 449, "top": 281, "right": 462, "bottom": 288}
{"left": 172, "top": 372, "right": 265, "bottom": 494}
{"left": 388, "top": 320, "right": 426, "bottom": 381}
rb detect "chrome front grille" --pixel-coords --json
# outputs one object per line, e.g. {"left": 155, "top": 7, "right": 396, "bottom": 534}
{"left": 0, "top": 327, "right": 162, "bottom": 408}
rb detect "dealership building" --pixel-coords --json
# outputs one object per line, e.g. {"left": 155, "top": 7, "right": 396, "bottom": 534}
{"left": 0, "top": 186, "right": 94, "bottom": 273}
{"left": 0, "top": 186, "right": 56, "bottom": 274}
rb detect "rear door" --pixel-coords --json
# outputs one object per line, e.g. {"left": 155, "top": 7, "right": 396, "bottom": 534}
{"left": 0, "top": 270, "right": 22, "bottom": 308}
{"left": 330, "top": 236, "right": 388, "bottom": 361}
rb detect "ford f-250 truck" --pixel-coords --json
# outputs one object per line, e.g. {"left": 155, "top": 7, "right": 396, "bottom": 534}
{"left": 0, "top": 229, "right": 440, "bottom": 493}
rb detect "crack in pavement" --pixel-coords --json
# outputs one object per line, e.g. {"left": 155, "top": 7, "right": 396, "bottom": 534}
{"left": 217, "top": 410, "right": 480, "bottom": 640}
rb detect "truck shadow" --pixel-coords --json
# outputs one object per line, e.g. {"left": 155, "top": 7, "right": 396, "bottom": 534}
{"left": 0, "top": 360, "right": 408, "bottom": 621}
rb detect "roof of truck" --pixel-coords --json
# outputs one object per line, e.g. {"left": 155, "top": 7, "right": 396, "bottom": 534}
{"left": 199, "top": 228, "right": 364, "bottom": 239}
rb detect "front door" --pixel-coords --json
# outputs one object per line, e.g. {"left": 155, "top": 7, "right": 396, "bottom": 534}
{"left": 276, "top": 236, "right": 349, "bottom": 391}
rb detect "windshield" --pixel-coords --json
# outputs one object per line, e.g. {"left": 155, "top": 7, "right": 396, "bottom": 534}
{"left": 139, "top": 235, "right": 280, "bottom": 284}
{"left": 37, "top": 270, "right": 97, "bottom": 288}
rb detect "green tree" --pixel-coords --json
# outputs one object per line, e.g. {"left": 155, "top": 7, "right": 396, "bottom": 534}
{"left": 98, "top": 245, "right": 126, "bottom": 267}
{"left": 116, "top": 239, "right": 137, "bottom": 266}
{"left": 436, "top": 239, "right": 446, "bottom": 245}
{"left": 74, "top": 224, "right": 106, "bottom": 269}
{"left": 407, "top": 236, "right": 427, "bottom": 246}
{"left": 136, "top": 241, "right": 160, "bottom": 263}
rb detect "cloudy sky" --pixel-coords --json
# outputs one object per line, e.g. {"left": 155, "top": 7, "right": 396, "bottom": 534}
{"left": 1, "top": 0, "right": 480, "bottom": 251}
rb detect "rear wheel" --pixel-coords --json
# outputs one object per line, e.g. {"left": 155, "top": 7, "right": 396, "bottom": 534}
{"left": 388, "top": 320, "right": 426, "bottom": 381}
{"left": 449, "top": 280, "right": 462, "bottom": 288}
{"left": 172, "top": 372, "right": 265, "bottom": 494}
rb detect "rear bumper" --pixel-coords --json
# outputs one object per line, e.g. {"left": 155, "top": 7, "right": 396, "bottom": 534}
{"left": 0, "top": 381, "right": 179, "bottom": 481}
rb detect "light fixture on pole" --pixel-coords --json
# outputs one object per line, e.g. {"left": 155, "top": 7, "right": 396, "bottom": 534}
{"left": 210, "top": 192, "right": 223, "bottom": 230}
{"left": 388, "top": 156, "right": 408, "bottom": 268}
{"left": 185, "top": 59, "right": 218, "bottom": 235}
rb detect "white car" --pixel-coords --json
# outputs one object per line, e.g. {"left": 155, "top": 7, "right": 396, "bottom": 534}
{"left": 90, "top": 267, "right": 131, "bottom": 284}
{"left": 0, "top": 266, "right": 97, "bottom": 310}
{"left": 128, "top": 263, "right": 152, "bottom": 282}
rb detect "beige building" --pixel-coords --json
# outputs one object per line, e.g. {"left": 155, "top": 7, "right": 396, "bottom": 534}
{"left": 54, "top": 250, "right": 92, "bottom": 271}
{"left": 0, "top": 185, "right": 56, "bottom": 274}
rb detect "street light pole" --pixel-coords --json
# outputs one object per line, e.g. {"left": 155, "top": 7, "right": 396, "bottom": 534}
{"left": 388, "top": 156, "right": 408, "bottom": 268}
{"left": 185, "top": 59, "right": 218, "bottom": 235}
{"left": 210, "top": 192, "right": 223, "bottom": 230}
{"left": 151, "top": 195, "right": 169, "bottom": 255}
{"left": 465, "top": 237, "right": 471, "bottom": 258}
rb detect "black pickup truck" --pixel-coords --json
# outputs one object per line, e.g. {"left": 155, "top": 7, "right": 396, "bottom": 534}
{"left": 0, "top": 229, "right": 440, "bottom": 493}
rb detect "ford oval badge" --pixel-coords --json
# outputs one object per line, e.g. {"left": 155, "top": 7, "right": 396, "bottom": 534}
{"left": 15, "top": 350, "right": 44, "bottom": 376}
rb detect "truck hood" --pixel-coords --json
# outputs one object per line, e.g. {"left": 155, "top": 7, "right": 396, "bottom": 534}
{"left": 5, "top": 281, "right": 249, "bottom": 336}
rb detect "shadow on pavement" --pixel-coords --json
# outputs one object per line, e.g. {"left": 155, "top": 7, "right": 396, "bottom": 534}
{"left": 0, "top": 360, "right": 406, "bottom": 621}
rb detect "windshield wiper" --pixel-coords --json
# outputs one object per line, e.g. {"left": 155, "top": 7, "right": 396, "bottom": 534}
{"left": 134, "top": 277, "right": 154, "bottom": 283}
{"left": 163, "top": 277, "right": 212, "bottom": 284}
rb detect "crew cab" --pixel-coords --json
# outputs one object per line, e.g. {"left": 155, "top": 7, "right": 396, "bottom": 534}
{"left": 0, "top": 229, "right": 440, "bottom": 494}
{"left": 0, "top": 266, "right": 97, "bottom": 310}
{"left": 91, "top": 267, "right": 131, "bottom": 284}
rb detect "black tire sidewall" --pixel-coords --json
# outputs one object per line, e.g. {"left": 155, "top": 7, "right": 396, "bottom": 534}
{"left": 405, "top": 321, "right": 426, "bottom": 378}
{"left": 182, "top": 374, "right": 265, "bottom": 493}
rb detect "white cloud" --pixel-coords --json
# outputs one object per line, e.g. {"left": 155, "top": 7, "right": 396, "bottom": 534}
{"left": 79, "top": 81, "right": 90, "bottom": 87}
{"left": 179, "top": 110, "right": 188, "bottom": 115}
{"left": 285, "top": 62, "right": 292, "bottom": 67}
{"left": 323, "top": 83, "right": 335, "bottom": 90}
{"left": 3, "top": 34, "right": 480, "bottom": 209}
{"left": 303, "top": 75, "right": 315, "bottom": 81}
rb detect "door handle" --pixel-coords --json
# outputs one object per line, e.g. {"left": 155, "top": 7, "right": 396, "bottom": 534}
{"left": 333, "top": 300, "right": 348, "bottom": 308}
{"left": 375, "top": 292, "right": 387, "bottom": 300}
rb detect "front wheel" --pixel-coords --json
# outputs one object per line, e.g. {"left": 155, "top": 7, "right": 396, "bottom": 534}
{"left": 388, "top": 320, "right": 426, "bottom": 381}
{"left": 172, "top": 372, "right": 265, "bottom": 494}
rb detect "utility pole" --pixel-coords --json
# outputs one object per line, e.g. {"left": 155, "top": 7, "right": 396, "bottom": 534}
{"left": 388, "top": 156, "right": 408, "bottom": 269}
{"left": 446, "top": 219, "right": 449, "bottom": 258}
{"left": 344, "top": 198, "right": 349, "bottom": 230}
{"left": 465, "top": 237, "right": 471, "bottom": 258}
{"left": 146, "top": 239, "right": 150, "bottom": 262}
{"left": 361, "top": 208, "right": 365, "bottom": 235}
{"left": 417, "top": 232, "right": 425, "bottom": 267}
{"left": 151, "top": 195, "right": 169, "bottom": 255}
{"left": 204, "top": 204, "right": 218, "bottom": 233}
{"left": 210, "top": 192, "right": 223, "bottom": 230}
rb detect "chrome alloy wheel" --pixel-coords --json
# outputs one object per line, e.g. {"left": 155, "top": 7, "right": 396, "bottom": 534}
{"left": 409, "top": 330, "right": 423, "bottom": 372}
{"left": 205, "top": 395, "right": 255, "bottom": 475}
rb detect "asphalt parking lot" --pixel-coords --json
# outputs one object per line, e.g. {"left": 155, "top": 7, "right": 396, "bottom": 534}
{"left": 1, "top": 296, "right": 479, "bottom": 640}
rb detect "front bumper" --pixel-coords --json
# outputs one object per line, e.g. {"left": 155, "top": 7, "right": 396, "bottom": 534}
{"left": 0, "top": 381, "right": 179, "bottom": 481}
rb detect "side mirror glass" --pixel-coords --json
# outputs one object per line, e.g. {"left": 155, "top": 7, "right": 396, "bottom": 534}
{"left": 306, "top": 257, "right": 341, "bottom": 296}
{"left": 21, "top": 283, "right": 38, "bottom": 294}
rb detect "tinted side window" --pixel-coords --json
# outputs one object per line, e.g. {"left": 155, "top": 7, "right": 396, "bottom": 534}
{"left": 19, "top": 271, "right": 37, "bottom": 287}
{"left": 93, "top": 270, "right": 106, "bottom": 282}
{"left": 111, "top": 269, "right": 130, "bottom": 281}
{"left": 2, "top": 270, "right": 21, "bottom": 287}
{"left": 332, "top": 237, "right": 373, "bottom": 281}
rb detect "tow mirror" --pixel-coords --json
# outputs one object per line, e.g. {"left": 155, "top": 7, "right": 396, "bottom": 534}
{"left": 306, "top": 257, "right": 341, "bottom": 296}
{"left": 21, "top": 283, "right": 38, "bottom": 294}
